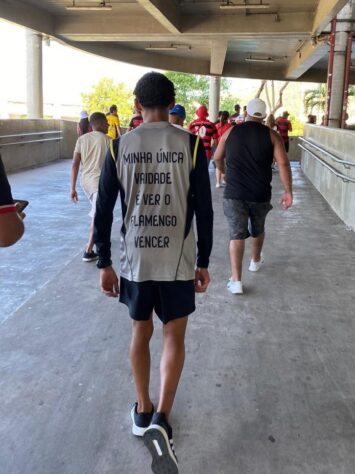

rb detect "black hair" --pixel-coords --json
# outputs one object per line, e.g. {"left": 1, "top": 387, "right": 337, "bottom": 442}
{"left": 217, "top": 110, "right": 222, "bottom": 117}
{"left": 90, "top": 112, "right": 107, "bottom": 126}
{"left": 221, "top": 111, "right": 230, "bottom": 121}
{"left": 134, "top": 72, "right": 175, "bottom": 108}
{"left": 109, "top": 105, "right": 117, "bottom": 114}
{"left": 78, "top": 117, "right": 90, "bottom": 134}
{"left": 234, "top": 104, "right": 240, "bottom": 111}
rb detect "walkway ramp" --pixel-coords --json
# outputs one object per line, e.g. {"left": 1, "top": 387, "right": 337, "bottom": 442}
{"left": 0, "top": 161, "right": 354, "bottom": 474}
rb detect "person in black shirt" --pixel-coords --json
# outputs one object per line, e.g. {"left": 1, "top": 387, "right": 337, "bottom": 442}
{"left": 0, "top": 155, "right": 25, "bottom": 247}
{"left": 214, "top": 98, "right": 292, "bottom": 295}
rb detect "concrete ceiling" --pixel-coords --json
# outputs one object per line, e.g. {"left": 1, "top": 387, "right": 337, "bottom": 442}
{"left": 0, "top": 0, "right": 352, "bottom": 81}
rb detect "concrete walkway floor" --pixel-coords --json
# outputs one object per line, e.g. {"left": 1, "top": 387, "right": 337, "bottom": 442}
{"left": 0, "top": 160, "right": 355, "bottom": 474}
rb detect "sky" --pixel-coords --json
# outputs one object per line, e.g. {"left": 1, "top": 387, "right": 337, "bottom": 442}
{"left": 0, "top": 18, "right": 260, "bottom": 112}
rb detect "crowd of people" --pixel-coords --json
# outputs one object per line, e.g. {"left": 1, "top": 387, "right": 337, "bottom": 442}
{"left": 1, "top": 72, "right": 293, "bottom": 474}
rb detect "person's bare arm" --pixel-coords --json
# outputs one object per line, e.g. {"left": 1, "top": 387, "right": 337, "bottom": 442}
{"left": 0, "top": 211, "right": 24, "bottom": 247}
{"left": 70, "top": 152, "right": 81, "bottom": 202}
{"left": 271, "top": 130, "right": 293, "bottom": 209}
{"left": 214, "top": 127, "right": 232, "bottom": 173}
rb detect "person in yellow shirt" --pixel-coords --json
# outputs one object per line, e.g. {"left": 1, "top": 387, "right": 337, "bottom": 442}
{"left": 106, "top": 104, "right": 122, "bottom": 139}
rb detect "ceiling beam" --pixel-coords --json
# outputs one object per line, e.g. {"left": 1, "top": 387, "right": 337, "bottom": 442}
{"left": 54, "top": 12, "right": 312, "bottom": 37}
{"left": 136, "top": 0, "right": 181, "bottom": 34}
{"left": 286, "top": 40, "right": 329, "bottom": 80}
{"left": 182, "top": 12, "right": 313, "bottom": 35}
{"left": 210, "top": 40, "right": 228, "bottom": 75}
{"left": 54, "top": 13, "right": 168, "bottom": 37}
{"left": 286, "top": 0, "right": 350, "bottom": 79}
{"left": 312, "top": 0, "right": 349, "bottom": 35}
{"left": 0, "top": 0, "right": 54, "bottom": 35}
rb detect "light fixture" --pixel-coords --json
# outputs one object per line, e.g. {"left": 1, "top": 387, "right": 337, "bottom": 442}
{"left": 245, "top": 56, "right": 275, "bottom": 63}
{"left": 66, "top": 1, "right": 112, "bottom": 11}
{"left": 220, "top": 1, "right": 270, "bottom": 9}
{"left": 145, "top": 44, "right": 192, "bottom": 51}
{"left": 145, "top": 45, "right": 177, "bottom": 51}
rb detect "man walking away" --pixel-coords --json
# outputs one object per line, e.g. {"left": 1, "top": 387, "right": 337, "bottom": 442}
{"left": 276, "top": 111, "right": 292, "bottom": 153}
{"left": 94, "top": 72, "right": 213, "bottom": 473}
{"left": 70, "top": 112, "right": 109, "bottom": 261}
{"left": 189, "top": 105, "right": 218, "bottom": 167}
{"left": 214, "top": 98, "right": 292, "bottom": 295}
{"left": 169, "top": 104, "right": 186, "bottom": 129}
{"left": 107, "top": 104, "right": 122, "bottom": 139}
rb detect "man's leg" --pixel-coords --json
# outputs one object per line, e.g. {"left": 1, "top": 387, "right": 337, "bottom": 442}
{"left": 251, "top": 233, "right": 265, "bottom": 263}
{"left": 158, "top": 316, "right": 188, "bottom": 417}
{"left": 130, "top": 318, "right": 154, "bottom": 412}
{"left": 229, "top": 239, "right": 245, "bottom": 281}
{"left": 86, "top": 220, "right": 95, "bottom": 253}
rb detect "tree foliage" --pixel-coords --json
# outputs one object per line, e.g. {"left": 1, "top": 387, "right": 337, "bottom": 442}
{"left": 304, "top": 84, "right": 327, "bottom": 114}
{"left": 81, "top": 78, "right": 134, "bottom": 125}
{"left": 164, "top": 71, "right": 239, "bottom": 123}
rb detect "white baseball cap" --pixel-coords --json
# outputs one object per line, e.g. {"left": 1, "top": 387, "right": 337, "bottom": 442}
{"left": 247, "top": 98, "right": 267, "bottom": 119}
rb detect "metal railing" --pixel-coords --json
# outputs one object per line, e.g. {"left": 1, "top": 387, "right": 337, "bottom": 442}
{"left": 0, "top": 130, "right": 62, "bottom": 148}
{"left": 298, "top": 143, "right": 355, "bottom": 184}
{"left": 298, "top": 136, "right": 355, "bottom": 168}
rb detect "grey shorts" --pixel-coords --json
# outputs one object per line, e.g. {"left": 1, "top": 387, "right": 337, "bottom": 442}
{"left": 223, "top": 199, "right": 273, "bottom": 240}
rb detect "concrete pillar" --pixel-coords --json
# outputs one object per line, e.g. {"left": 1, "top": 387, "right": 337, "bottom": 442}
{"left": 26, "top": 30, "right": 43, "bottom": 119}
{"left": 209, "top": 76, "right": 220, "bottom": 122}
{"left": 329, "top": 2, "right": 353, "bottom": 128}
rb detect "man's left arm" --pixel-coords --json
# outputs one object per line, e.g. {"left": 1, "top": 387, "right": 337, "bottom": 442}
{"left": 192, "top": 137, "right": 213, "bottom": 292}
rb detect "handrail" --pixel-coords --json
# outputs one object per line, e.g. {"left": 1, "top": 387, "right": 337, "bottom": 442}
{"left": 299, "top": 144, "right": 355, "bottom": 184}
{"left": 0, "top": 131, "right": 62, "bottom": 140}
{"left": 0, "top": 137, "right": 63, "bottom": 148}
{"left": 299, "top": 136, "right": 355, "bottom": 168}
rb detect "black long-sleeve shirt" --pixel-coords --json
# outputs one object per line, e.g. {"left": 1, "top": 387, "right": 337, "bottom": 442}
{"left": 94, "top": 122, "right": 213, "bottom": 282}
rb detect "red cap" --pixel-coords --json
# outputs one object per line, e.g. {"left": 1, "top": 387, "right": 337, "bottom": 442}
{"left": 196, "top": 105, "right": 209, "bottom": 119}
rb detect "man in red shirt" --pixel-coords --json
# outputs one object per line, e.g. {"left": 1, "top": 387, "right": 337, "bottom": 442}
{"left": 275, "top": 111, "right": 292, "bottom": 152}
{"left": 189, "top": 105, "right": 218, "bottom": 166}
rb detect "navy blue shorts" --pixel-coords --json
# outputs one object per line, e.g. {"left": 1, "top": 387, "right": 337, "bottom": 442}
{"left": 223, "top": 199, "right": 273, "bottom": 240}
{"left": 119, "top": 278, "right": 196, "bottom": 324}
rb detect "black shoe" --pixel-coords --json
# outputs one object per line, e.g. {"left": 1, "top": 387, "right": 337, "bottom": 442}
{"left": 131, "top": 402, "right": 154, "bottom": 437}
{"left": 82, "top": 250, "right": 98, "bottom": 262}
{"left": 143, "top": 412, "right": 178, "bottom": 473}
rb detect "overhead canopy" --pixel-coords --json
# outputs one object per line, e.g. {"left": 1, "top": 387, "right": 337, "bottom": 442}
{"left": 0, "top": 0, "right": 353, "bottom": 81}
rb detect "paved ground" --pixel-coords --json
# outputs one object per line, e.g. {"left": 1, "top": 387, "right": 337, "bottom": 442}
{"left": 1, "top": 160, "right": 355, "bottom": 474}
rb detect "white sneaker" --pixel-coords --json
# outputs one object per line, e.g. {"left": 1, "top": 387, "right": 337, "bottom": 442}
{"left": 227, "top": 280, "right": 243, "bottom": 294}
{"left": 216, "top": 182, "right": 221, "bottom": 188}
{"left": 248, "top": 256, "right": 264, "bottom": 272}
{"left": 221, "top": 180, "right": 226, "bottom": 186}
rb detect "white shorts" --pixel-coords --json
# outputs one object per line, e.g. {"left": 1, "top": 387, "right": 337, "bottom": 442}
{"left": 88, "top": 192, "right": 98, "bottom": 220}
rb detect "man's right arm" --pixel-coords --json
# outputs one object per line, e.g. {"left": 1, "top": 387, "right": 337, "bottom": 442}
{"left": 271, "top": 130, "right": 293, "bottom": 209}
{"left": 94, "top": 141, "right": 120, "bottom": 269}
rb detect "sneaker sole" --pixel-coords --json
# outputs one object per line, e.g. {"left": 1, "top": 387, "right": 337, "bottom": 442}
{"left": 82, "top": 257, "right": 99, "bottom": 262}
{"left": 227, "top": 287, "right": 243, "bottom": 295}
{"left": 130, "top": 406, "right": 148, "bottom": 437}
{"left": 144, "top": 425, "right": 178, "bottom": 474}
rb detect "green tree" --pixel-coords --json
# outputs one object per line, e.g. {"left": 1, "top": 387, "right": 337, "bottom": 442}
{"left": 304, "top": 84, "right": 327, "bottom": 114}
{"left": 164, "top": 71, "right": 238, "bottom": 123}
{"left": 81, "top": 78, "right": 134, "bottom": 126}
